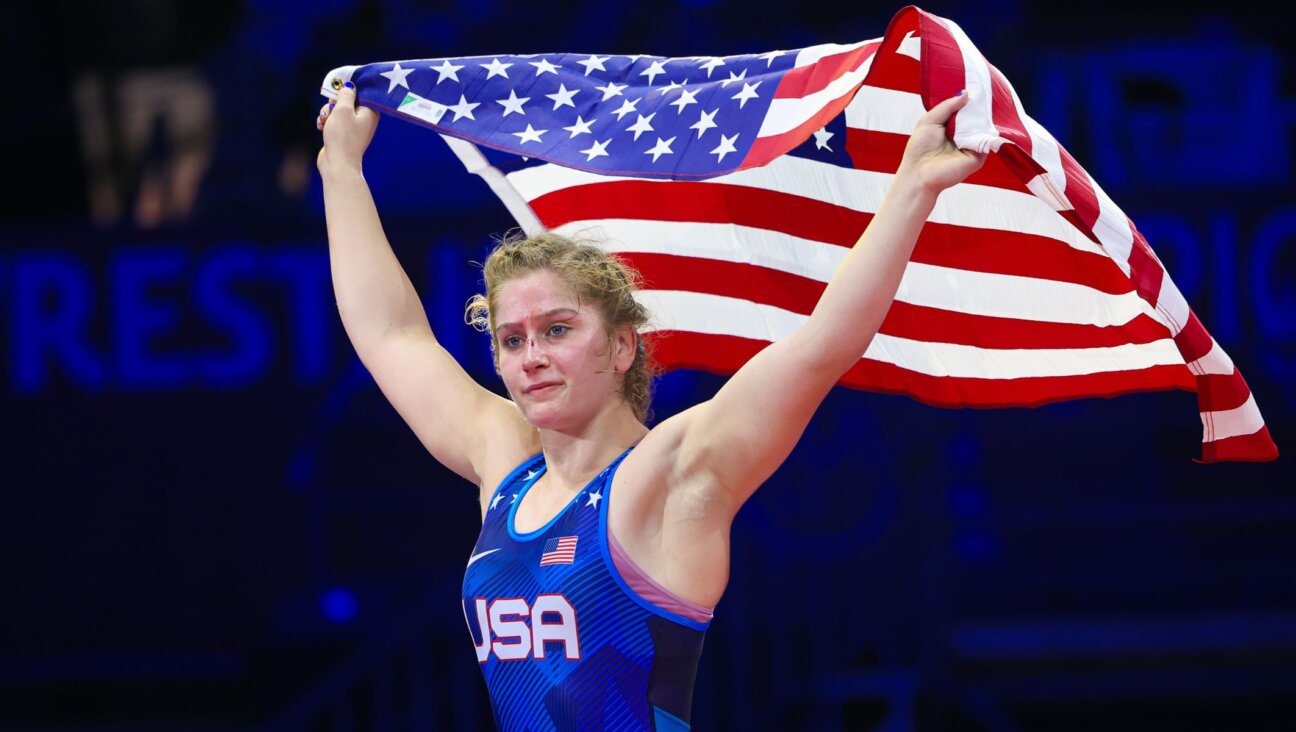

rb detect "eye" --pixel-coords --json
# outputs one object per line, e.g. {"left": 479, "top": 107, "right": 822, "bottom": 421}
{"left": 502, "top": 334, "right": 523, "bottom": 349}
{"left": 547, "top": 324, "right": 570, "bottom": 337}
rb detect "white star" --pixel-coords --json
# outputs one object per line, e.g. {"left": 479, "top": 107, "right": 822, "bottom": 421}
{"left": 447, "top": 94, "right": 480, "bottom": 121}
{"left": 639, "top": 59, "right": 668, "bottom": 86}
{"left": 380, "top": 62, "right": 414, "bottom": 94}
{"left": 611, "top": 97, "right": 640, "bottom": 121}
{"left": 645, "top": 136, "right": 676, "bottom": 163}
{"left": 760, "top": 50, "right": 786, "bottom": 66}
{"left": 812, "top": 126, "right": 834, "bottom": 151}
{"left": 594, "top": 81, "right": 627, "bottom": 101}
{"left": 720, "top": 68, "right": 748, "bottom": 87}
{"left": 432, "top": 59, "right": 465, "bottom": 84}
{"left": 529, "top": 59, "right": 560, "bottom": 76}
{"left": 669, "top": 87, "right": 700, "bottom": 113}
{"left": 626, "top": 112, "right": 655, "bottom": 140}
{"left": 732, "top": 81, "right": 761, "bottom": 108}
{"left": 490, "top": 493, "right": 504, "bottom": 510}
{"left": 512, "top": 124, "right": 546, "bottom": 144}
{"left": 579, "top": 138, "right": 611, "bottom": 161}
{"left": 480, "top": 58, "right": 512, "bottom": 79}
{"left": 510, "top": 492, "right": 519, "bottom": 504}
{"left": 563, "top": 115, "right": 595, "bottom": 138}
{"left": 545, "top": 83, "right": 579, "bottom": 110}
{"left": 496, "top": 89, "right": 530, "bottom": 117}
{"left": 698, "top": 56, "right": 726, "bottom": 77}
{"left": 662, "top": 79, "right": 686, "bottom": 93}
{"left": 577, "top": 54, "right": 610, "bottom": 76}
{"left": 690, "top": 108, "right": 718, "bottom": 138}
{"left": 523, "top": 470, "right": 539, "bottom": 481}
{"left": 710, "top": 133, "right": 739, "bottom": 163}
{"left": 585, "top": 490, "right": 603, "bottom": 508}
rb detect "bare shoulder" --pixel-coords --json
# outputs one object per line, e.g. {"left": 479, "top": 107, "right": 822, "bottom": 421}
{"left": 610, "top": 405, "right": 708, "bottom": 534}
{"left": 473, "top": 403, "right": 542, "bottom": 518}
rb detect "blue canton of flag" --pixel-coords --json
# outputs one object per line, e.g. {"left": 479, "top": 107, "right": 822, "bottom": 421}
{"left": 540, "top": 535, "right": 579, "bottom": 566}
{"left": 324, "top": 50, "right": 802, "bottom": 179}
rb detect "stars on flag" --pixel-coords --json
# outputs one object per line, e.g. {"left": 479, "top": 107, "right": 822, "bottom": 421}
{"left": 481, "top": 58, "right": 512, "bottom": 79}
{"left": 380, "top": 62, "right": 413, "bottom": 93}
{"left": 432, "top": 59, "right": 464, "bottom": 84}
{"left": 513, "top": 124, "right": 546, "bottom": 144}
{"left": 646, "top": 136, "right": 676, "bottom": 163}
{"left": 364, "top": 47, "right": 793, "bottom": 174}
{"left": 813, "top": 126, "right": 834, "bottom": 151}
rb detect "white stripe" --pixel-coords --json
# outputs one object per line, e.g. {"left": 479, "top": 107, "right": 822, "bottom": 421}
{"left": 1022, "top": 114, "right": 1067, "bottom": 199}
{"left": 1202, "top": 394, "right": 1264, "bottom": 443}
{"left": 441, "top": 135, "right": 544, "bottom": 235}
{"left": 1090, "top": 179, "right": 1134, "bottom": 276}
{"left": 937, "top": 17, "right": 1004, "bottom": 154}
{"left": 793, "top": 39, "right": 877, "bottom": 69}
{"left": 637, "top": 290, "right": 1184, "bottom": 379}
{"left": 1154, "top": 271, "right": 1191, "bottom": 336}
{"left": 509, "top": 155, "right": 1107, "bottom": 257}
{"left": 1187, "top": 339, "right": 1235, "bottom": 376}
{"left": 844, "top": 84, "right": 928, "bottom": 135}
{"left": 756, "top": 51, "right": 878, "bottom": 137}
{"left": 562, "top": 218, "right": 1154, "bottom": 327}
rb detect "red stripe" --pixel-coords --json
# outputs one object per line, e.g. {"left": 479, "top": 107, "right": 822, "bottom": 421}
{"left": 1172, "top": 312, "right": 1214, "bottom": 365}
{"left": 1194, "top": 372, "right": 1254, "bottom": 414}
{"left": 1199, "top": 425, "right": 1278, "bottom": 463}
{"left": 860, "top": 8, "right": 922, "bottom": 94}
{"left": 626, "top": 252, "right": 1168, "bottom": 350}
{"left": 649, "top": 331, "right": 1195, "bottom": 409}
{"left": 987, "top": 63, "right": 1033, "bottom": 156}
{"left": 1058, "top": 146, "right": 1101, "bottom": 232}
{"left": 531, "top": 180, "right": 1134, "bottom": 294}
{"left": 1126, "top": 224, "right": 1165, "bottom": 306}
{"left": 772, "top": 42, "right": 881, "bottom": 99}
{"left": 913, "top": 12, "right": 965, "bottom": 132}
{"left": 844, "top": 127, "right": 1031, "bottom": 193}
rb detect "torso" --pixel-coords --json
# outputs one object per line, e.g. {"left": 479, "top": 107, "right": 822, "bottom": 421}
{"left": 463, "top": 450, "right": 711, "bottom": 731}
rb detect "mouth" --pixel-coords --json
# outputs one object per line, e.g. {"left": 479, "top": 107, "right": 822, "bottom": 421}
{"left": 524, "top": 382, "right": 562, "bottom": 395}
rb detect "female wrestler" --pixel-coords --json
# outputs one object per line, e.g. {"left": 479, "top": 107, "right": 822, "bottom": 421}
{"left": 317, "top": 82, "right": 984, "bottom": 730}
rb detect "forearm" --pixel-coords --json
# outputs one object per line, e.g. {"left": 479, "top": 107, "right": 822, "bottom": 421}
{"left": 320, "top": 162, "right": 434, "bottom": 353}
{"left": 800, "top": 172, "right": 936, "bottom": 372}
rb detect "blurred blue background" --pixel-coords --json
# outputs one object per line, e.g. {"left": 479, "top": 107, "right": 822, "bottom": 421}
{"left": 1, "top": 0, "right": 1293, "bottom": 730}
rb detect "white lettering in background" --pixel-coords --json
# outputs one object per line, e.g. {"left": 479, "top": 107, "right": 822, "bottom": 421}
{"left": 468, "top": 594, "right": 581, "bottom": 663}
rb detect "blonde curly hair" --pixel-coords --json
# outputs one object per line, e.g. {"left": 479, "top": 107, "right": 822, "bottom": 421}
{"left": 465, "top": 229, "right": 656, "bottom": 422}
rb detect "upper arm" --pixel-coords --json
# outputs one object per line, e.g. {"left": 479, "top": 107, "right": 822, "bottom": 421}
{"left": 671, "top": 325, "right": 848, "bottom": 516}
{"left": 358, "top": 330, "right": 537, "bottom": 488}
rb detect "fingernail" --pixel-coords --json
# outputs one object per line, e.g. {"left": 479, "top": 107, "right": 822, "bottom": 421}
{"left": 957, "top": 89, "right": 964, "bottom": 96}
{"left": 329, "top": 100, "right": 336, "bottom": 108}
{"left": 344, "top": 81, "right": 354, "bottom": 89}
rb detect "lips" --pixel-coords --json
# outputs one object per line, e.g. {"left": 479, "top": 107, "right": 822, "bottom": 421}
{"left": 524, "top": 382, "right": 562, "bottom": 395}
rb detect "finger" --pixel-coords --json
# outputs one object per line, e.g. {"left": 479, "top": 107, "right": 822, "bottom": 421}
{"left": 920, "top": 90, "right": 971, "bottom": 127}
{"left": 334, "top": 81, "right": 357, "bottom": 112}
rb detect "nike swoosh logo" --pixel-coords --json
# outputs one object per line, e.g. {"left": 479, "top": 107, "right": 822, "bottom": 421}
{"left": 467, "top": 548, "right": 501, "bottom": 568}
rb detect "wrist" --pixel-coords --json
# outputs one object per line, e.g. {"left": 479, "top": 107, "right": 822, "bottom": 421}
{"left": 884, "top": 169, "right": 940, "bottom": 212}
{"left": 318, "top": 155, "right": 366, "bottom": 182}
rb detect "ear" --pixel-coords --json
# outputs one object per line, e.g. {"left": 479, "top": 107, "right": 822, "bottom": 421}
{"left": 612, "top": 326, "right": 637, "bottom": 374}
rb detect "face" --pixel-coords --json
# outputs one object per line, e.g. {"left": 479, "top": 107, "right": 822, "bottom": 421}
{"left": 493, "top": 269, "right": 636, "bottom": 430}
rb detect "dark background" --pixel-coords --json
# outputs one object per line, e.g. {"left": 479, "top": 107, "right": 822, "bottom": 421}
{"left": 2, "top": 1, "right": 1293, "bottom": 730}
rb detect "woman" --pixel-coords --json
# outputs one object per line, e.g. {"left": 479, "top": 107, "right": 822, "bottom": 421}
{"left": 318, "top": 81, "right": 984, "bottom": 730}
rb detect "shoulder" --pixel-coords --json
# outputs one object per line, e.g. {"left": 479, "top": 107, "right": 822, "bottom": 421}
{"left": 475, "top": 417, "right": 542, "bottom": 516}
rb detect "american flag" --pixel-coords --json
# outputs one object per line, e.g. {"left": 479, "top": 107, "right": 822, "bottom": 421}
{"left": 540, "top": 536, "right": 579, "bottom": 566}
{"left": 321, "top": 7, "right": 1277, "bottom": 463}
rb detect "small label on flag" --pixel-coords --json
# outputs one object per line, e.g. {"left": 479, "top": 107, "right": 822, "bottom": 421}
{"left": 540, "top": 536, "right": 578, "bottom": 566}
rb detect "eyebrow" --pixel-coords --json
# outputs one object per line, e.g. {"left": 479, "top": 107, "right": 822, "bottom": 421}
{"left": 493, "top": 307, "right": 579, "bottom": 334}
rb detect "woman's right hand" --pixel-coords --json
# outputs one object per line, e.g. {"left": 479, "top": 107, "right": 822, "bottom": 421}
{"left": 317, "top": 82, "right": 380, "bottom": 173}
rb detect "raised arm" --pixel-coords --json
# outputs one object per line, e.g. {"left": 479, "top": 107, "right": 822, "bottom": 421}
{"left": 318, "top": 84, "right": 535, "bottom": 490}
{"left": 662, "top": 92, "right": 986, "bottom": 516}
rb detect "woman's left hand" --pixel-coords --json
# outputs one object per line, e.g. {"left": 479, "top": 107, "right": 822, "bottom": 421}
{"left": 896, "top": 92, "right": 987, "bottom": 195}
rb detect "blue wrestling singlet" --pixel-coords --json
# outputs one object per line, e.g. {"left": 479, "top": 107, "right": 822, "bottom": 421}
{"left": 462, "top": 448, "right": 712, "bottom": 731}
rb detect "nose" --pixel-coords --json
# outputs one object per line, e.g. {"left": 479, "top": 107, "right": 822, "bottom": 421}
{"left": 522, "top": 337, "right": 548, "bottom": 371}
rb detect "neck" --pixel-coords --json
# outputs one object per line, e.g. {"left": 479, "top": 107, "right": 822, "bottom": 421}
{"left": 537, "top": 402, "right": 648, "bottom": 492}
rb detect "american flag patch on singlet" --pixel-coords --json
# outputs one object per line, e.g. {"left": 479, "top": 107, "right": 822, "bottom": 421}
{"left": 540, "top": 536, "right": 578, "bottom": 566}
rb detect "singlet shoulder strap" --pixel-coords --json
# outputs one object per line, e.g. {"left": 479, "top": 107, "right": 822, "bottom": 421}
{"left": 484, "top": 453, "right": 544, "bottom": 506}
